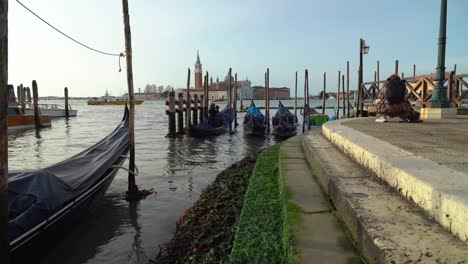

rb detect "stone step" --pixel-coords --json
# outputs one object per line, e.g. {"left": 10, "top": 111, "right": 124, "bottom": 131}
{"left": 302, "top": 129, "right": 468, "bottom": 263}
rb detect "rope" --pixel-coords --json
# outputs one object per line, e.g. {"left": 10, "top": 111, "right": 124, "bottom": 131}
{"left": 16, "top": 0, "right": 123, "bottom": 58}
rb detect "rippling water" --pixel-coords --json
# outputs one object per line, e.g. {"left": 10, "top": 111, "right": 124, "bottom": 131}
{"left": 8, "top": 99, "right": 337, "bottom": 264}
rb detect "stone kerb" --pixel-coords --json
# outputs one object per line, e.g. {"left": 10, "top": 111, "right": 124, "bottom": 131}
{"left": 322, "top": 119, "right": 468, "bottom": 243}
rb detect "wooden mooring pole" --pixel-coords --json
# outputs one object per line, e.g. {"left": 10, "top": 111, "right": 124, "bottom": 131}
{"left": 303, "top": 70, "right": 307, "bottom": 133}
{"left": 122, "top": 0, "right": 138, "bottom": 196}
{"left": 177, "top": 93, "right": 184, "bottom": 134}
{"left": 192, "top": 94, "right": 198, "bottom": 126}
{"left": 294, "top": 71, "right": 298, "bottom": 117}
{"left": 337, "top": 70, "right": 341, "bottom": 119}
{"left": 32, "top": 81, "right": 40, "bottom": 129}
{"left": 204, "top": 72, "right": 209, "bottom": 119}
{"left": 306, "top": 70, "right": 310, "bottom": 129}
{"left": 377, "top": 60, "right": 380, "bottom": 89}
{"left": 266, "top": 68, "right": 270, "bottom": 132}
{"left": 199, "top": 94, "right": 204, "bottom": 124}
{"left": 395, "top": 60, "right": 399, "bottom": 75}
{"left": 346, "top": 61, "right": 350, "bottom": 118}
{"left": 228, "top": 68, "right": 232, "bottom": 132}
{"left": 322, "top": 72, "right": 326, "bottom": 115}
{"left": 342, "top": 74, "right": 345, "bottom": 117}
{"left": 234, "top": 73, "right": 238, "bottom": 127}
{"left": 264, "top": 72, "right": 268, "bottom": 129}
{"left": 166, "top": 90, "right": 176, "bottom": 137}
{"left": 0, "top": 0, "right": 10, "bottom": 260}
{"left": 64, "top": 87, "right": 69, "bottom": 118}
{"left": 20, "top": 83, "right": 25, "bottom": 113}
{"left": 413, "top": 64, "right": 416, "bottom": 77}
{"left": 185, "top": 68, "right": 191, "bottom": 129}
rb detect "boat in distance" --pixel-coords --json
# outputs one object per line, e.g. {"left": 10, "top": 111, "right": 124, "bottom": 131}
{"left": 8, "top": 105, "right": 52, "bottom": 134}
{"left": 243, "top": 100, "right": 266, "bottom": 136}
{"left": 8, "top": 107, "right": 130, "bottom": 261}
{"left": 25, "top": 103, "right": 78, "bottom": 117}
{"left": 87, "top": 91, "right": 144, "bottom": 105}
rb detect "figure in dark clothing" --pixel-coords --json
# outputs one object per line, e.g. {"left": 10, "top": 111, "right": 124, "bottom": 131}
{"left": 209, "top": 103, "right": 217, "bottom": 126}
{"left": 369, "top": 74, "right": 421, "bottom": 123}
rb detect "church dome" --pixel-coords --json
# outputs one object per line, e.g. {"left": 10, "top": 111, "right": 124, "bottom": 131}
{"left": 224, "top": 74, "right": 234, "bottom": 83}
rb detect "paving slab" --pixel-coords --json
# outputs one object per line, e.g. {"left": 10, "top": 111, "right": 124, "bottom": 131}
{"left": 303, "top": 129, "right": 468, "bottom": 263}
{"left": 280, "top": 136, "right": 360, "bottom": 263}
{"left": 322, "top": 118, "right": 468, "bottom": 243}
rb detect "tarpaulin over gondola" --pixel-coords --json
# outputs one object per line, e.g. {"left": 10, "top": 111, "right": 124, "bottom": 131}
{"left": 8, "top": 107, "right": 130, "bottom": 242}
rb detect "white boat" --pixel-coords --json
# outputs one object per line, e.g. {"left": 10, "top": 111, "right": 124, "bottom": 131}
{"left": 25, "top": 103, "right": 78, "bottom": 118}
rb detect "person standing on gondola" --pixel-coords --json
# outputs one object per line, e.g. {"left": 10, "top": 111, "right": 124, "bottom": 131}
{"left": 208, "top": 103, "right": 217, "bottom": 126}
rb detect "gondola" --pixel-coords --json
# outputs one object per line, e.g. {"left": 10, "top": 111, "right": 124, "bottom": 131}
{"left": 243, "top": 100, "right": 266, "bottom": 136}
{"left": 188, "top": 105, "right": 234, "bottom": 138}
{"left": 272, "top": 101, "right": 298, "bottom": 138}
{"left": 8, "top": 106, "right": 130, "bottom": 261}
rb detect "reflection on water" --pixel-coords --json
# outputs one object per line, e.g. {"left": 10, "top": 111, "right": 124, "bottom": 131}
{"left": 7, "top": 99, "right": 337, "bottom": 264}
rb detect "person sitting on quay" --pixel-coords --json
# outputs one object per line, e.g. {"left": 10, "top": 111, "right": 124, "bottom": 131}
{"left": 370, "top": 74, "right": 422, "bottom": 123}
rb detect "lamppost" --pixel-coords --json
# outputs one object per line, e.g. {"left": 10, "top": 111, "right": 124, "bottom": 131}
{"left": 358, "top": 38, "right": 370, "bottom": 117}
{"left": 427, "top": 0, "right": 450, "bottom": 108}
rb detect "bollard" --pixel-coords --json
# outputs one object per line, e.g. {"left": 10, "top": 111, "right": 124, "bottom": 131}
{"left": 167, "top": 91, "right": 176, "bottom": 137}
{"left": 32, "top": 81, "right": 40, "bottom": 129}
{"left": 64, "top": 87, "right": 69, "bottom": 118}
{"left": 177, "top": 93, "right": 184, "bottom": 134}
{"left": 192, "top": 94, "right": 198, "bottom": 126}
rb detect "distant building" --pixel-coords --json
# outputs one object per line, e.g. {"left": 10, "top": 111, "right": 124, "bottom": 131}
{"left": 190, "top": 52, "right": 253, "bottom": 100}
{"left": 252, "top": 86, "right": 290, "bottom": 100}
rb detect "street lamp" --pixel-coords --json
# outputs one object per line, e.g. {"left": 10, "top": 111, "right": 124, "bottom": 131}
{"left": 428, "top": 0, "right": 450, "bottom": 108}
{"left": 358, "top": 38, "right": 370, "bottom": 117}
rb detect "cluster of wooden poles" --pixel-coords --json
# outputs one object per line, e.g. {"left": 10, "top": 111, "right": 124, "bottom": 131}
{"left": 166, "top": 67, "right": 241, "bottom": 138}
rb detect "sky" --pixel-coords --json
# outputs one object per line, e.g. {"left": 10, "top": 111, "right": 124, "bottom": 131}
{"left": 7, "top": 0, "right": 468, "bottom": 97}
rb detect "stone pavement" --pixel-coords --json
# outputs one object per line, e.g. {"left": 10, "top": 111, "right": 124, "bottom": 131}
{"left": 322, "top": 117, "right": 468, "bottom": 245}
{"left": 345, "top": 118, "right": 468, "bottom": 174}
{"left": 279, "top": 136, "right": 361, "bottom": 264}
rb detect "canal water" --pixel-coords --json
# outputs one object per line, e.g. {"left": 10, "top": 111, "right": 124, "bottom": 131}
{"left": 8, "top": 99, "right": 338, "bottom": 264}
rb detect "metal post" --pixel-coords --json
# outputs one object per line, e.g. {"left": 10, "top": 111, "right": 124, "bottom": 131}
{"left": 428, "top": 0, "right": 450, "bottom": 108}
{"left": 322, "top": 72, "right": 326, "bottom": 115}
{"left": 64, "top": 87, "right": 69, "bottom": 118}
{"left": 32, "top": 81, "right": 40, "bottom": 129}
{"left": 185, "top": 68, "right": 191, "bottom": 128}
{"left": 294, "top": 71, "right": 298, "bottom": 117}
{"left": 0, "top": 0, "right": 9, "bottom": 259}
{"left": 358, "top": 39, "right": 364, "bottom": 117}
{"left": 122, "top": 0, "right": 138, "bottom": 195}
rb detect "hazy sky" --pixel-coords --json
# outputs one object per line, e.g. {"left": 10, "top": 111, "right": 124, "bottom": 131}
{"left": 8, "top": 0, "right": 468, "bottom": 97}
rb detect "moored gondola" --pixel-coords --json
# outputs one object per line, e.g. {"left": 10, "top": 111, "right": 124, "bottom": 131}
{"left": 8, "top": 106, "right": 131, "bottom": 261}
{"left": 272, "top": 101, "right": 298, "bottom": 138}
{"left": 243, "top": 100, "right": 266, "bottom": 136}
{"left": 188, "top": 105, "right": 234, "bottom": 138}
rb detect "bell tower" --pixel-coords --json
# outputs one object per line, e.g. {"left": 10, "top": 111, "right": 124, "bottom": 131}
{"left": 194, "top": 50, "right": 202, "bottom": 90}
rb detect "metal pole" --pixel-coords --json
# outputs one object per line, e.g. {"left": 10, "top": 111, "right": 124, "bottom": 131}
{"left": 0, "top": 0, "right": 9, "bottom": 259}
{"left": 428, "top": 0, "right": 449, "bottom": 108}
{"left": 122, "top": 0, "right": 138, "bottom": 195}
{"left": 64, "top": 87, "right": 69, "bottom": 118}
{"left": 32, "top": 81, "right": 40, "bottom": 129}
{"left": 358, "top": 39, "right": 363, "bottom": 117}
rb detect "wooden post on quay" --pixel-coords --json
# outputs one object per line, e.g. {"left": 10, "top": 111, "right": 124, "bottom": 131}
{"left": 32, "top": 81, "right": 40, "bottom": 129}
{"left": 337, "top": 71, "right": 341, "bottom": 119}
{"left": 234, "top": 73, "right": 238, "bottom": 127}
{"left": 342, "top": 75, "right": 345, "bottom": 117}
{"left": 177, "top": 93, "right": 184, "bottom": 134}
{"left": 294, "top": 71, "right": 298, "bottom": 117}
{"left": 347, "top": 61, "right": 350, "bottom": 118}
{"left": 64, "top": 87, "right": 69, "bottom": 118}
{"left": 447, "top": 71, "right": 454, "bottom": 103}
{"left": 192, "top": 94, "right": 198, "bottom": 126}
{"left": 166, "top": 90, "right": 176, "bottom": 137}
{"left": 199, "top": 94, "right": 204, "bottom": 124}
{"left": 122, "top": 0, "right": 138, "bottom": 197}
{"left": 306, "top": 70, "right": 310, "bottom": 129}
{"left": 377, "top": 60, "right": 380, "bottom": 89}
{"left": 322, "top": 72, "right": 326, "bottom": 115}
{"left": 395, "top": 60, "right": 399, "bottom": 75}
{"left": 0, "top": 0, "right": 10, "bottom": 259}
{"left": 228, "top": 68, "right": 232, "bottom": 132}
{"left": 356, "top": 69, "right": 361, "bottom": 117}
{"left": 185, "top": 68, "right": 191, "bottom": 129}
